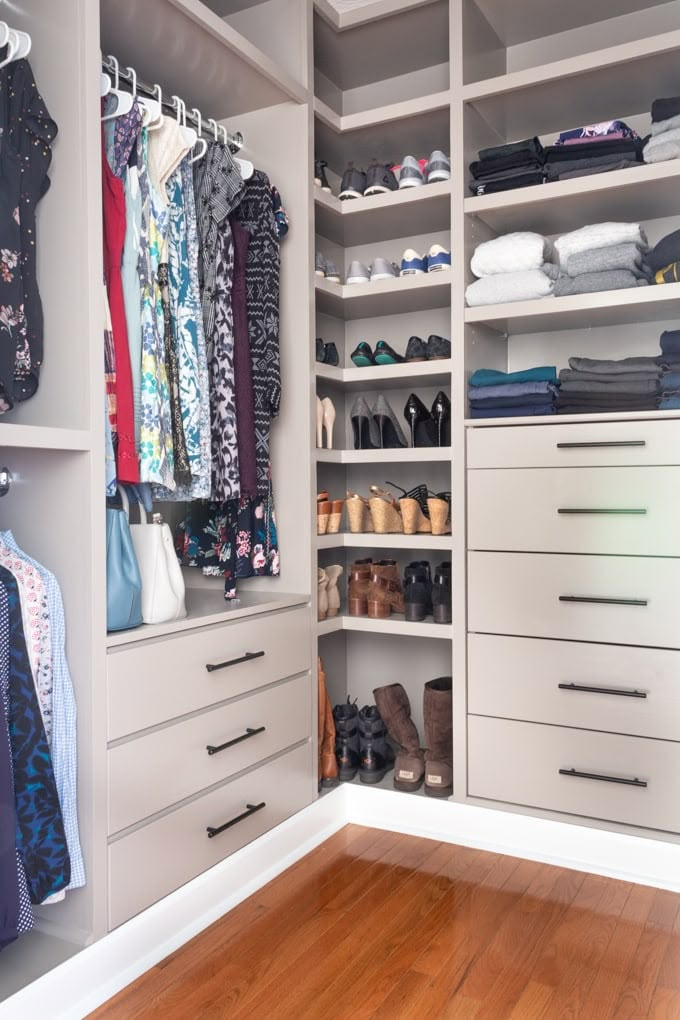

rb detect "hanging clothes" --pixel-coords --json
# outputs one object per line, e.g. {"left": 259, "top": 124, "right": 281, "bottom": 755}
{"left": 229, "top": 216, "right": 257, "bottom": 498}
{"left": 121, "top": 151, "right": 143, "bottom": 453}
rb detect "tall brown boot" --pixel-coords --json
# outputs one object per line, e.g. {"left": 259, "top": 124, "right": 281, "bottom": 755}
{"left": 423, "top": 676, "right": 453, "bottom": 798}
{"left": 318, "top": 657, "right": 338, "bottom": 788}
{"left": 373, "top": 682, "right": 424, "bottom": 792}
{"left": 367, "top": 560, "right": 404, "bottom": 619}
{"left": 348, "top": 558, "right": 372, "bottom": 617}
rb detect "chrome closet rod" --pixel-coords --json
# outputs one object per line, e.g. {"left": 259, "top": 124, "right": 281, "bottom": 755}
{"left": 101, "top": 56, "right": 244, "bottom": 153}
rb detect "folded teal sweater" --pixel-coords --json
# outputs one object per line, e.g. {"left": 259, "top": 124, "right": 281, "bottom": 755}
{"left": 469, "top": 366, "right": 558, "bottom": 387}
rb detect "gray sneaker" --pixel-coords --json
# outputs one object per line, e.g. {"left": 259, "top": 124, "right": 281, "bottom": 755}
{"left": 325, "top": 260, "right": 341, "bottom": 283}
{"left": 399, "top": 155, "right": 425, "bottom": 189}
{"left": 315, "top": 252, "right": 326, "bottom": 276}
{"left": 364, "top": 162, "right": 399, "bottom": 196}
{"left": 339, "top": 164, "right": 366, "bottom": 200}
{"left": 370, "top": 258, "right": 398, "bottom": 282}
{"left": 427, "top": 150, "right": 450, "bottom": 183}
{"left": 346, "top": 260, "right": 371, "bottom": 285}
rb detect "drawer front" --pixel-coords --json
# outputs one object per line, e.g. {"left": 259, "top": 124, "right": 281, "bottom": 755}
{"left": 108, "top": 672, "right": 311, "bottom": 835}
{"left": 108, "top": 741, "right": 313, "bottom": 929}
{"left": 468, "top": 634, "right": 680, "bottom": 741}
{"left": 468, "top": 466, "right": 680, "bottom": 556}
{"left": 467, "top": 419, "right": 680, "bottom": 469}
{"left": 468, "top": 551, "right": 680, "bottom": 649}
{"left": 108, "top": 606, "right": 311, "bottom": 740}
{"left": 468, "top": 715, "right": 680, "bottom": 833}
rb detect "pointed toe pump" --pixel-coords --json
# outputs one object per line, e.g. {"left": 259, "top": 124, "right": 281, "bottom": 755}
{"left": 350, "top": 396, "right": 380, "bottom": 450}
{"left": 431, "top": 391, "right": 451, "bottom": 447}
{"left": 403, "top": 393, "right": 437, "bottom": 447}
{"left": 372, "top": 394, "right": 407, "bottom": 449}
{"left": 321, "top": 396, "right": 336, "bottom": 449}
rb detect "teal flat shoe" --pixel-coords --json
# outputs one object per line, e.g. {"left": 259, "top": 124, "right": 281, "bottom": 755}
{"left": 374, "top": 340, "right": 404, "bottom": 365}
{"left": 351, "top": 341, "right": 375, "bottom": 367}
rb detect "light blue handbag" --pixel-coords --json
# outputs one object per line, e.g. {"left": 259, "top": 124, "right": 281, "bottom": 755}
{"left": 106, "top": 488, "right": 143, "bottom": 632}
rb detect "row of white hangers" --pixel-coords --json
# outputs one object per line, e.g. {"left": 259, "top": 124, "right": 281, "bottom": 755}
{"left": 0, "top": 21, "right": 32, "bottom": 68}
{"left": 100, "top": 56, "right": 254, "bottom": 179}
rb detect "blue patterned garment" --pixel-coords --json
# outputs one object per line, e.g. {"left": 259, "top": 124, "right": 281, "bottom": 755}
{"left": 0, "top": 568, "right": 70, "bottom": 903}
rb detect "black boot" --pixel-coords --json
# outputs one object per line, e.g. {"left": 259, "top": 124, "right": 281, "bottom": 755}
{"left": 404, "top": 561, "right": 432, "bottom": 623}
{"left": 358, "top": 704, "right": 395, "bottom": 784}
{"left": 432, "top": 563, "right": 452, "bottom": 624}
{"left": 333, "top": 699, "right": 360, "bottom": 781}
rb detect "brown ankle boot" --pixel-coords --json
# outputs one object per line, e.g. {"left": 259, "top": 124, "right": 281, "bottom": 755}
{"left": 373, "top": 682, "right": 424, "bottom": 792}
{"left": 348, "top": 558, "right": 373, "bottom": 616}
{"left": 423, "top": 676, "right": 453, "bottom": 797}
{"left": 318, "top": 657, "right": 338, "bottom": 787}
{"left": 367, "top": 560, "right": 404, "bottom": 619}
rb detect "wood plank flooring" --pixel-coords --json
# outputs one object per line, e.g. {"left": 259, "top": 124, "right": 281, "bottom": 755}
{"left": 90, "top": 825, "right": 680, "bottom": 1019}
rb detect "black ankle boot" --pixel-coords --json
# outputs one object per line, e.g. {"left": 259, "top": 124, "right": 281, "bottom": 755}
{"left": 432, "top": 563, "right": 452, "bottom": 624}
{"left": 333, "top": 699, "right": 360, "bottom": 781}
{"left": 404, "top": 561, "right": 432, "bottom": 623}
{"left": 358, "top": 705, "right": 395, "bottom": 783}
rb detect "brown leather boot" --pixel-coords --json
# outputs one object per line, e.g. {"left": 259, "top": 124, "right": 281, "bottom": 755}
{"left": 348, "top": 558, "right": 373, "bottom": 616}
{"left": 374, "top": 682, "right": 425, "bottom": 792}
{"left": 318, "top": 657, "right": 338, "bottom": 788}
{"left": 423, "top": 676, "right": 453, "bottom": 797}
{"left": 367, "top": 560, "right": 404, "bottom": 619}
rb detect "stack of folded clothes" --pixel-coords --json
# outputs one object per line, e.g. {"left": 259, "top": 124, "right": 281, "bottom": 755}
{"left": 468, "top": 366, "right": 559, "bottom": 418}
{"left": 544, "top": 120, "right": 644, "bottom": 182}
{"left": 556, "top": 356, "right": 661, "bottom": 415}
{"left": 658, "top": 329, "right": 680, "bottom": 409}
{"left": 647, "top": 228, "right": 680, "bottom": 285}
{"left": 644, "top": 97, "right": 680, "bottom": 164}
{"left": 553, "top": 222, "right": 650, "bottom": 296}
{"left": 465, "top": 232, "right": 557, "bottom": 306}
{"left": 468, "top": 138, "right": 544, "bottom": 196}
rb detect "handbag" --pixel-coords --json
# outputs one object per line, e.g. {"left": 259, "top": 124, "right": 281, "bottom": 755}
{"left": 124, "top": 489, "right": 187, "bottom": 625}
{"left": 106, "top": 491, "right": 143, "bottom": 633}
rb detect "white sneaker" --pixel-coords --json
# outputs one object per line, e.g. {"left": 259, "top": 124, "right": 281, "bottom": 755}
{"left": 399, "top": 155, "right": 425, "bottom": 189}
{"left": 427, "top": 151, "right": 450, "bottom": 183}
{"left": 346, "top": 260, "right": 371, "bottom": 285}
{"left": 400, "top": 249, "right": 427, "bottom": 276}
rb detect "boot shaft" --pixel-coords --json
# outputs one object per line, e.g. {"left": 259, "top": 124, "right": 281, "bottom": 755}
{"left": 423, "top": 676, "right": 453, "bottom": 757}
{"left": 358, "top": 704, "right": 395, "bottom": 775}
{"left": 368, "top": 560, "right": 404, "bottom": 617}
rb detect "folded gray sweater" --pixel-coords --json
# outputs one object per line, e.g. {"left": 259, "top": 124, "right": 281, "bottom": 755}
{"left": 560, "top": 378, "right": 660, "bottom": 395}
{"left": 559, "top": 369, "right": 661, "bottom": 383}
{"left": 568, "top": 355, "right": 661, "bottom": 374}
{"left": 554, "top": 269, "right": 648, "bottom": 297}
{"left": 565, "top": 243, "right": 650, "bottom": 280}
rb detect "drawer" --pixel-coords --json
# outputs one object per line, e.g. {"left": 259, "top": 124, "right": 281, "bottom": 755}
{"left": 468, "top": 715, "right": 680, "bottom": 834}
{"left": 468, "top": 634, "right": 680, "bottom": 742}
{"left": 468, "top": 551, "right": 680, "bottom": 649}
{"left": 108, "top": 606, "right": 311, "bottom": 740}
{"left": 108, "top": 741, "right": 313, "bottom": 929}
{"left": 467, "top": 419, "right": 680, "bottom": 469}
{"left": 108, "top": 672, "right": 311, "bottom": 834}
{"left": 468, "top": 466, "right": 680, "bottom": 556}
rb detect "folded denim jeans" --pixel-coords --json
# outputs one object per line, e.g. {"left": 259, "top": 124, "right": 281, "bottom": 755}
{"left": 469, "top": 366, "right": 557, "bottom": 387}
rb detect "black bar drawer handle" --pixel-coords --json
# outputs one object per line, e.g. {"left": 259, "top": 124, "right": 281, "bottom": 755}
{"left": 556, "top": 441, "right": 645, "bottom": 449}
{"left": 558, "top": 682, "right": 647, "bottom": 699}
{"left": 206, "top": 726, "right": 266, "bottom": 756}
{"left": 557, "top": 508, "right": 646, "bottom": 516}
{"left": 559, "top": 595, "right": 648, "bottom": 607}
{"left": 559, "top": 768, "right": 647, "bottom": 788}
{"left": 206, "top": 650, "right": 265, "bottom": 673}
{"left": 207, "top": 801, "right": 266, "bottom": 839}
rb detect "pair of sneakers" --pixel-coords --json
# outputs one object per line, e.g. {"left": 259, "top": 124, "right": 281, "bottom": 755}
{"left": 393, "top": 151, "right": 450, "bottom": 188}
{"left": 315, "top": 252, "right": 341, "bottom": 283}
{"left": 339, "top": 161, "right": 398, "bottom": 200}
{"left": 401, "top": 245, "right": 451, "bottom": 276}
{"left": 346, "top": 258, "right": 400, "bottom": 285}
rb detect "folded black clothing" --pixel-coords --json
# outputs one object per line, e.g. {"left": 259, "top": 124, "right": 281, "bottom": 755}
{"left": 478, "top": 137, "right": 544, "bottom": 162}
{"left": 647, "top": 229, "right": 680, "bottom": 274}
{"left": 470, "top": 153, "right": 544, "bottom": 179}
{"left": 652, "top": 96, "right": 680, "bottom": 123}
{"left": 469, "top": 393, "right": 556, "bottom": 410}
{"left": 557, "top": 400, "right": 658, "bottom": 414}
{"left": 469, "top": 171, "right": 545, "bottom": 196}
{"left": 556, "top": 393, "right": 658, "bottom": 408}
{"left": 544, "top": 138, "right": 645, "bottom": 163}
{"left": 546, "top": 158, "right": 641, "bottom": 183}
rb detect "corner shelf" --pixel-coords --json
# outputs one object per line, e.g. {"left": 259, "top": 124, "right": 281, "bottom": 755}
{"left": 315, "top": 360, "right": 452, "bottom": 392}
{"left": 315, "top": 181, "right": 452, "bottom": 247}
{"left": 316, "top": 273, "right": 451, "bottom": 320}
{"left": 0, "top": 424, "right": 91, "bottom": 451}
{"left": 317, "top": 613, "right": 453, "bottom": 639}
{"left": 317, "top": 532, "right": 453, "bottom": 551}
{"left": 316, "top": 447, "right": 452, "bottom": 464}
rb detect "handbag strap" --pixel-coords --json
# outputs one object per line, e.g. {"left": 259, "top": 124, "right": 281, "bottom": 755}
{"left": 118, "top": 486, "right": 151, "bottom": 525}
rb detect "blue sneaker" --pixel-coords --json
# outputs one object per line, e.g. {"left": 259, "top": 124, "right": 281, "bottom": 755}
{"left": 400, "top": 248, "right": 427, "bottom": 276}
{"left": 427, "top": 244, "right": 451, "bottom": 273}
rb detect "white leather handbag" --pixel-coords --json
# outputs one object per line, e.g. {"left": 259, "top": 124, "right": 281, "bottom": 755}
{"left": 121, "top": 489, "right": 187, "bottom": 625}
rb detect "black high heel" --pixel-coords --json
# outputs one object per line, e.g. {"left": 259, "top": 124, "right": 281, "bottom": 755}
{"left": 403, "top": 394, "right": 437, "bottom": 447}
{"left": 350, "top": 396, "right": 380, "bottom": 449}
{"left": 431, "top": 391, "right": 451, "bottom": 447}
{"left": 372, "top": 395, "right": 407, "bottom": 449}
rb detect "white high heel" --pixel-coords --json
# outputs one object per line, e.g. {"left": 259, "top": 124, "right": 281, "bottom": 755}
{"left": 316, "top": 396, "right": 324, "bottom": 449}
{"left": 321, "top": 397, "right": 336, "bottom": 449}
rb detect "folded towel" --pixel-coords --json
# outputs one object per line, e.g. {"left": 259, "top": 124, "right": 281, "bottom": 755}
{"left": 555, "top": 222, "right": 647, "bottom": 265}
{"left": 565, "top": 242, "right": 650, "bottom": 279}
{"left": 559, "top": 369, "right": 661, "bottom": 383}
{"left": 554, "top": 270, "right": 646, "bottom": 297}
{"left": 555, "top": 120, "right": 639, "bottom": 145}
{"left": 547, "top": 159, "right": 642, "bottom": 182}
{"left": 569, "top": 356, "right": 662, "bottom": 374}
{"left": 469, "top": 366, "right": 557, "bottom": 387}
{"left": 651, "top": 113, "right": 680, "bottom": 136}
{"left": 470, "top": 232, "right": 553, "bottom": 277}
{"left": 466, "top": 380, "right": 557, "bottom": 400}
{"left": 647, "top": 230, "right": 680, "bottom": 273}
{"left": 470, "top": 404, "right": 556, "bottom": 418}
{"left": 559, "top": 379, "right": 660, "bottom": 395}
{"left": 643, "top": 128, "right": 680, "bottom": 163}
{"left": 652, "top": 96, "right": 680, "bottom": 124}
{"left": 466, "top": 269, "right": 555, "bottom": 306}
{"left": 653, "top": 262, "right": 680, "bottom": 284}
{"left": 469, "top": 170, "right": 545, "bottom": 196}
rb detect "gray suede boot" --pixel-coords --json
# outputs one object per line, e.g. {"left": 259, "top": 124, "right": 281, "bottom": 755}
{"left": 423, "top": 676, "right": 453, "bottom": 797}
{"left": 373, "top": 682, "right": 425, "bottom": 792}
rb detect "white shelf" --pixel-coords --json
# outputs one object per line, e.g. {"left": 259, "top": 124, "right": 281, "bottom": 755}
{"left": 315, "top": 180, "right": 451, "bottom": 247}
{"left": 317, "top": 532, "right": 453, "bottom": 551}
{"left": 465, "top": 409, "right": 680, "bottom": 428}
{"left": 465, "top": 161, "right": 680, "bottom": 237}
{"left": 315, "top": 359, "right": 452, "bottom": 392}
{"left": 316, "top": 273, "right": 451, "bottom": 320}
{"left": 316, "top": 447, "right": 452, "bottom": 464}
{"left": 0, "top": 424, "right": 91, "bottom": 451}
{"left": 464, "top": 283, "right": 680, "bottom": 336}
{"left": 317, "top": 612, "right": 453, "bottom": 639}
{"left": 314, "top": 0, "right": 445, "bottom": 32}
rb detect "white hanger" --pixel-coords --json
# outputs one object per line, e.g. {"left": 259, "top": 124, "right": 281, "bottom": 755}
{"left": 217, "top": 123, "right": 253, "bottom": 180}
{"left": 189, "top": 108, "right": 207, "bottom": 164}
{"left": 100, "top": 72, "right": 111, "bottom": 97}
{"left": 207, "top": 118, "right": 220, "bottom": 142}
{"left": 101, "top": 56, "right": 134, "bottom": 121}
{"left": 0, "top": 25, "right": 18, "bottom": 70}
{"left": 126, "top": 66, "right": 161, "bottom": 130}
{"left": 172, "top": 95, "right": 197, "bottom": 149}
{"left": 8, "top": 28, "right": 30, "bottom": 60}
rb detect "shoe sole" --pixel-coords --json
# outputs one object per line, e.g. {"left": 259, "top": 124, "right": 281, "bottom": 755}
{"left": 325, "top": 276, "right": 341, "bottom": 283}
{"left": 364, "top": 185, "right": 396, "bottom": 196}
{"left": 351, "top": 357, "right": 374, "bottom": 367}
{"left": 359, "top": 768, "right": 387, "bottom": 784}
{"left": 425, "top": 784, "right": 453, "bottom": 798}
{"left": 427, "top": 170, "right": 450, "bottom": 182}
{"left": 314, "top": 269, "right": 325, "bottom": 277}
{"left": 394, "top": 777, "right": 424, "bottom": 793}
{"left": 374, "top": 356, "right": 400, "bottom": 365}
{"left": 346, "top": 276, "right": 370, "bottom": 285}
{"left": 399, "top": 179, "right": 424, "bottom": 188}
{"left": 314, "top": 177, "right": 321, "bottom": 186}
{"left": 338, "top": 767, "right": 358, "bottom": 782}
{"left": 370, "top": 272, "right": 398, "bottom": 282}
{"left": 339, "top": 189, "right": 364, "bottom": 200}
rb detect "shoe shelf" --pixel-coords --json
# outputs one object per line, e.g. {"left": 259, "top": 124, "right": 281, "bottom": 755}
{"left": 465, "top": 161, "right": 680, "bottom": 237}
{"left": 322, "top": 770, "right": 429, "bottom": 799}
{"left": 315, "top": 360, "right": 452, "bottom": 392}
{"left": 0, "top": 424, "right": 91, "bottom": 451}
{"left": 316, "top": 533, "right": 453, "bottom": 551}
{"left": 315, "top": 274, "right": 451, "bottom": 320}
{"left": 316, "top": 447, "right": 452, "bottom": 465}
{"left": 315, "top": 181, "right": 452, "bottom": 247}
{"left": 465, "top": 408, "right": 680, "bottom": 429}
{"left": 464, "top": 282, "right": 680, "bottom": 336}
{"left": 317, "top": 613, "right": 453, "bottom": 639}
{"left": 462, "top": 29, "right": 680, "bottom": 139}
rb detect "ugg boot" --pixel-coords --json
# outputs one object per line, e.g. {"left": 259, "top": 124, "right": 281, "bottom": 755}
{"left": 325, "top": 564, "right": 343, "bottom": 618}
{"left": 333, "top": 698, "right": 360, "bottom": 781}
{"left": 423, "top": 676, "right": 453, "bottom": 797}
{"left": 318, "top": 658, "right": 338, "bottom": 788}
{"left": 367, "top": 560, "right": 405, "bottom": 619}
{"left": 373, "top": 682, "right": 425, "bottom": 792}
{"left": 318, "top": 568, "right": 329, "bottom": 621}
{"left": 358, "top": 704, "right": 395, "bottom": 784}
{"left": 348, "top": 559, "right": 372, "bottom": 616}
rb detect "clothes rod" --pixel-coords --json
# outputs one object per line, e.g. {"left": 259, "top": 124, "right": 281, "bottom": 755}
{"left": 101, "top": 56, "right": 244, "bottom": 154}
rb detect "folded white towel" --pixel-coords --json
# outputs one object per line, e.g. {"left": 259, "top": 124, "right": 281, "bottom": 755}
{"left": 651, "top": 113, "right": 680, "bottom": 136}
{"left": 644, "top": 128, "right": 680, "bottom": 163}
{"left": 470, "top": 232, "right": 553, "bottom": 278}
{"left": 555, "top": 222, "right": 647, "bottom": 267}
{"left": 466, "top": 269, "right": 555, "bottom": 306}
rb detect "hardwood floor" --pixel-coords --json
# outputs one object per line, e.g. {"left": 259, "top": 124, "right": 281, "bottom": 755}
{"left": 90, "top": 825, "right": 680, "bottom": 1019}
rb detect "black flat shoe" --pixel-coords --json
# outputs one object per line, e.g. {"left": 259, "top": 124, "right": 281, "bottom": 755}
{"left": 405, "top": 335, "right": 427, "bottom": 362}
{"left": 374, "top": 340, "right": 404, "bottom": 365}
{"left": 315, "top": 337, "right": 326, "bottom": 363}
{"left": 426, "top": 335, "right": 451, "bottom": 360}
{"left": 403, "top": 393, "right": 437, "bottom": 447}
{"left": 431, "top": 391, "right": 451, "bottom": 446}
{"left": 324, "top": 342, "right": 339, "bottom": 366}
{"left": 351, "top": 342, "right": 375, "bottom": 367}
